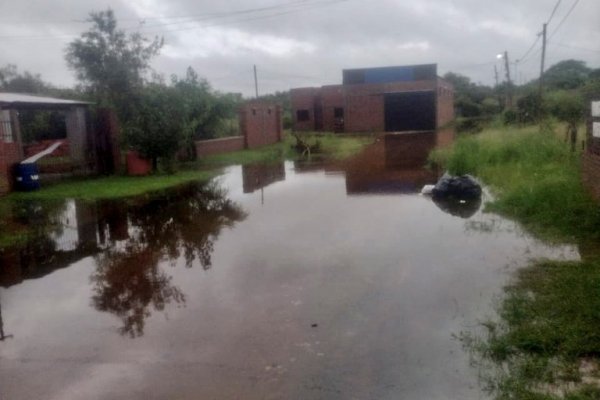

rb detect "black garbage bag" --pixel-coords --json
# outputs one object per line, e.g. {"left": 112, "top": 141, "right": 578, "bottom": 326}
{"left": 431, "top": 173, "right": 482, "bottom": 200}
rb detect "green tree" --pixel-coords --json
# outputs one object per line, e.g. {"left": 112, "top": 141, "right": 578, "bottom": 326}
{"left": 542, "top": 59, "right": 591, "bottom": 90}
{"left": 546, "top": 90, "right": 585, "bottom": 152}
{"left": 443, "top": 72, "right": 499, "bottom": 132}
{"left": 65, "top": 9, "right": 163, "bottom": 121}
{"left": 0, "top": 64, "right": 50, "bottom": 93}
{"left": 126, "top": 84, "right": 187, "bottom": 172}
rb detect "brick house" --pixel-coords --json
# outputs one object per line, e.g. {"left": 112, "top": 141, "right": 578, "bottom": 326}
{"left": 290, "top": 64, "right": 454, "bottom": 135}
{"left": 0, "top": 93, "right": 92, "bottom": 195}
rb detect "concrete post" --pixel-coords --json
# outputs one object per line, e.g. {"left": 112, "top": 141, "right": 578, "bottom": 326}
{"left": 66, "top": 106, "right": 89, "bottom": 171}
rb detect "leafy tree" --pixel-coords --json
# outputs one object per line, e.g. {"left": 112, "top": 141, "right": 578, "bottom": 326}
{"left": 65, "top": 9, "right": 163, "bottom": 121}
{"left": 126, "top": 84, "right": 188, "bottom": 172}
{"left": 542, "top": 59, "right": 591, "bottom": 90}
{"left": 545, "top": 90, "right": 585, "bottom": 152}
{"left": 443, "top": 72, "right": 500, "bottom": 132}
{"left": 0, "top": 64, "right": 50, "bottom": 94}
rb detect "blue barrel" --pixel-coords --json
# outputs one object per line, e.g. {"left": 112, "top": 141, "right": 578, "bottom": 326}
{"left": 15, "top": 163, "right": 40, "bottom": 191}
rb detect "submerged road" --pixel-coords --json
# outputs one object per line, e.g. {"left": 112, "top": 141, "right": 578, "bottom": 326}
{"left": 0, "top": 161, "right": 578, "bottom": 399}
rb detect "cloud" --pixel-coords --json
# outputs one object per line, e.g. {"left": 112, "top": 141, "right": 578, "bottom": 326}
{"left": 163, "top": 27, "right": 316, "bottom": 58}
{"left": 0, "top": 0, "right": 598, "bottom": 96}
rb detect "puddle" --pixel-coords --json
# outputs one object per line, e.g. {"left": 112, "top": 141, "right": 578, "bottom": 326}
{"left": 0, "top": 142, "right": 580, "bottom": 400}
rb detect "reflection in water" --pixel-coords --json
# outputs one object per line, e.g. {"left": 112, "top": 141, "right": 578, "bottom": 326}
{"left": 92, "top": 246, "right": 185, "bottom": 337}
{"left": 242, "top": 163, "right": 285, "bottom": 194}
{"left": 1, "top": 182, "right": 246, "bottom": 337}
{"left": 0, "top": 297, "right": 13, "bottom": 341}
{"left": 91, "top": 183, "right": 246, "bottom": 337}
{"left": 344, "top": 136, "right": 439, "bottom": 195}
{"left": 432, "top": 196, "right": 482, "bottom": 218}
{"left": 0, "top": 199, "right": 95, "bottom": 288}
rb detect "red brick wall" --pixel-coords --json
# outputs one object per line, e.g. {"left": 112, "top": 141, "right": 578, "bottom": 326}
{"left": 239, "top": 102, "right": 282, "bottom": 149}
{"left": 582, "top": 150, "right": 600, "bottom": 200}
{"left": 0, "top": 111, "right": 23, "bottom": 195}
{"left": 0, "top": 141, "right": 21, "bottom": 194}
{"left": 195, "top": 136, "right": 245, "bottom": 157}
{"left": 290, "top": 87, "right": 320, "bottom": 131}
{"left": 582, "top": 103, "right": 600, "bottom": 200}
{"left": 321, "top": 85, "right": 344, "bottom": 132}
{"left": 384, "top": 132, "right": 437, "bottom": 168}
{"left": 24, "top": 139, "right": 70, "bottom": 158}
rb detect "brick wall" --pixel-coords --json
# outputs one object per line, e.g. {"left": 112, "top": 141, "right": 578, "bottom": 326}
{"left": 582, "top": 150, "right": 600, "bottom": 200}
{"left": 290, "top": 87, "right": 320, "bottom": 131}
{"left": 292, "top": 79, "right": 447, "bottom": 134}
{"left": 239, "top": 102, "right": 282, "bottom": 149}
{"left": 321, "top": 85, "right": 344, "bottom": 132}
{"left": 24, "top": 139, "right": 70, "bottom": 158}
{"left": 195, "top": 136, "right": 245, "bottom": 157}
{"left": 582, "top": 101, "right": 600, "bottom": 201}
{"left": 0, "top": 110, "right": 23, "bottom": 195}
{"left": 345, "top": 80, "right": 438, "bottom": 133}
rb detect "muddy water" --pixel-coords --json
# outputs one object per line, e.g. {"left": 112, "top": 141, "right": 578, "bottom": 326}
{"left": 0, "top": 156, "right": 579, "bottom": 399}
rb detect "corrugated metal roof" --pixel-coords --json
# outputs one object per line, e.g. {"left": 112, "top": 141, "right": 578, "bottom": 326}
{"left": 0, "top": 92, "right": 92, "bottom": 107}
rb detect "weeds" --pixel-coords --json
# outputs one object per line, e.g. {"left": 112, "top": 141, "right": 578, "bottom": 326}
{"left": 430, "top": 125, "right": 600, "bottom": 243}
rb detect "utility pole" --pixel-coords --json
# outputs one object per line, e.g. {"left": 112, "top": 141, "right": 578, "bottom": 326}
{"left": 494, "top": 65, "right": 503, "bottom": 108}
{"left": 494, "top": 65, "right": 499, "bottom": 87}
{"left": 503, "top": 50, "right": 513, "bottom": 108}
{"left": 253, "top": 64, "right": 259, "bottom": 98}
{"left": 539, "top": 23, "right": 548, "bottom": 98}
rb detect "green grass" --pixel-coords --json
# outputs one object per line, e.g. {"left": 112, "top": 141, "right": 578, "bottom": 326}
{"left": 437, "top": 124, "right": 600, "bottom": 398}
{"left": 5, "top": 169, "right": 220, "bottom": 202}
{"left": 198, "top": 131, "right": 373, "bottom": 167}
{"left": 462, "top": 260, "right": 600, "bottom": 399}
{"left": 430, "top": 125, "right": 600, "bottom": 243}
{"left": 0, "top": 132, "right": 371, "bottom": 249}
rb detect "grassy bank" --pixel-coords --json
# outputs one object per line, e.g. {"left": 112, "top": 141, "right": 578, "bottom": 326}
{"left": 430, "top": 125, "right": 600, "bottom": 243}
{"left": 433, "top": 125, "right": 600, "bottom": 398}
{"left": 199, "top": 132, "right": 373, "bottom": 167}
{"left": 0, "top": 132, "right": 372, "bottom": 248}
{"left": 7, "top": 169, "right": 220, "bottom": 201}
{"left": 463, "top": 259, "right": 600, "bottom": 400}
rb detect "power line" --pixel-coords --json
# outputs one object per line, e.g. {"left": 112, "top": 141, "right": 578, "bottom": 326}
{"left": 549, "top": 0, "right": 580, "bottom": 39}
{"left": 0, "top": 0, "right": 347, "bottom": 39}
{"left": 516, "top": 0, "right": 560, "bottom": 63}
{"left": 549, "top": 41, "right": 600, "bottom": 54}
{"left": 0, "top": 0, "right": 314, "bottom": 24}
{"left": 517, "top": 35, "right": 541, "bottom": 62}
{"left": 122, "top": 0, "right": 334, "bottom": 31}
{"left": 546, "top": 0, "right": 563, "bottom": 24}
{"left": 135, "top": 1, "right": 348, "bottom": 36}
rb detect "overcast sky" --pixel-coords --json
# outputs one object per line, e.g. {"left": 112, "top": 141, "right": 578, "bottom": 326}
{"left": 0, "top": 0, "right": 598, "bottom": 97}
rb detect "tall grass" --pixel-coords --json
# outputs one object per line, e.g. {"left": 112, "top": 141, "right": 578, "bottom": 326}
{"left": 430, "top": 126, "right": 600, "bottom": 242}
{"left": 440, "top": 125, "right": 600, "bottom": 399}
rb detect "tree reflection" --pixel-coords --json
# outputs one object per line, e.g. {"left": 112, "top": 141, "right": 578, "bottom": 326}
{"left": 91, "top": 182, "right": 246, "bottom": 337}
{"left": 92, "top": 245, "right": 185, "bottom": 337}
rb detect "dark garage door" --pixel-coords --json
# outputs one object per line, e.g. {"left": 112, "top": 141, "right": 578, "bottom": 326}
{"left": 384, "top": 91, "right": 435, "bottom": 132}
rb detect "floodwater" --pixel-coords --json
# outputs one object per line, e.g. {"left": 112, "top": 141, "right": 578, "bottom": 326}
{"left": 0, "top": 141, "right": 579, "bottom": 400}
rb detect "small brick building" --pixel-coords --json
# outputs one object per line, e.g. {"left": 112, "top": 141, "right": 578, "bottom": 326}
{"left": 0, "top": 93, "right": 92, "bottom": 195}
{"left": 196, "top": 101, "right": 282, "bottom": 157}
{"left": 290, "top": 64, "right": 454, "bottom": 134}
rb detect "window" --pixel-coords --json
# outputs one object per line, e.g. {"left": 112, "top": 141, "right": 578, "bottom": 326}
{"left": 252, "top": 108, "right": 257, "bottom": 116}
{"left": 296, "top": 109, "right": 310, "bottom": 122}
{"left": 267, "top": 108, "right": 272, "bottom": 115}
{"left": 0, "top": 110, "right": 14, "bottom": 143}
{"left": 334, "top": 107, "right": 344, "bottom": 119}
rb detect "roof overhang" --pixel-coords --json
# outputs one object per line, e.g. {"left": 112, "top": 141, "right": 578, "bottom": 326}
{"left": 0, "top": 93, "right": 92, "bottom": 110}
